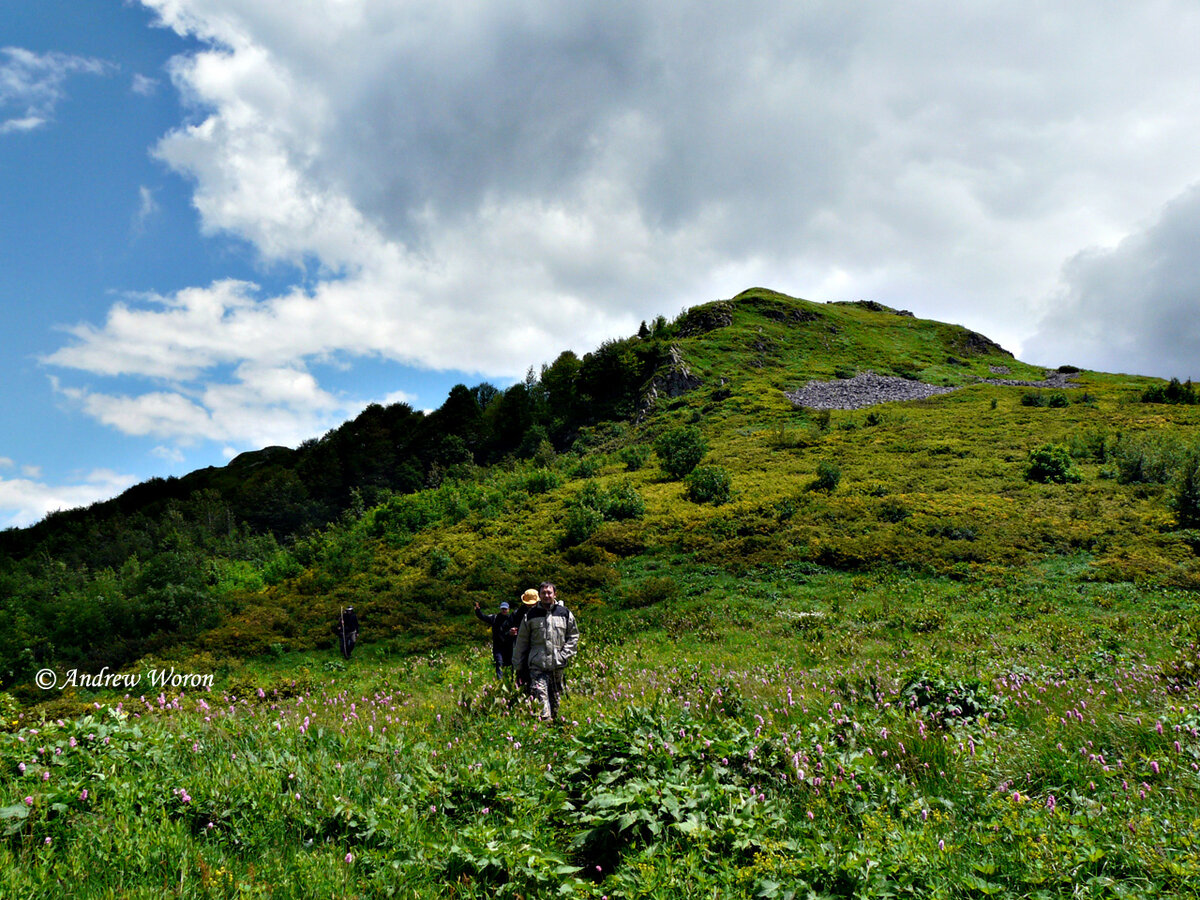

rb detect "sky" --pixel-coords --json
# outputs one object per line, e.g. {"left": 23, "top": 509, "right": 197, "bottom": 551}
{"left": 3, "top": 1, "right": 1200, "bottom": 529}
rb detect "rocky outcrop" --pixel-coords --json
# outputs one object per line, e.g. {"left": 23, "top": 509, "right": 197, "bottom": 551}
{"left": 830, "top": 300, "right": 915, "bottom": 317}
{"left": 637, "top": 345, "right": 703, "bottom": 420}
{"left": 676, "top": 301, "right": 734, "bottom": 337}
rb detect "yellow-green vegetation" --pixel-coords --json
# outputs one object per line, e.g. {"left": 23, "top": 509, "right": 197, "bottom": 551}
{"left": 3, "top": 287, "right": 1200, "bottom": 896}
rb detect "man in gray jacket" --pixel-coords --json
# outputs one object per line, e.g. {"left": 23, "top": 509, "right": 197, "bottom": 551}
{"left": 513, "top": 581, "right": 579, "bottom": 721}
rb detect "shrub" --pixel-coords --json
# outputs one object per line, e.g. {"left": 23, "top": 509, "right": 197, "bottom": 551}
{"left": 617, "top": 444, "right": 651, "bottom": 471}
{"left": 1047, "top": 393, "right": 1070, "bottom": 408}
{"left": 603, "top": 480, "right": 647, "bottom": 520}
{"left": 530, "top": 440, "right": 558, "bottom": 469}
{"left": 573, "top": 480, "right": 645, "bottom": 521}
{"left": 1142, "top": 377, "right": 1198, "bottom": 405}
{"left": 522, "top": 469, "right": 562, "bottom": 494}
{"left": 877, "top": 498, "right": 911, "bottom": 523}
{"left": 1173, "top": 449, "right": 1200, "bottom": 528}
{"left": 561, "top": 504, "right": 604, "bottom": 546}
{"left": 621, "top": 575, "right": 679, "bottom": 609}
{"left": 571, "top": 456, "right": 602, "bottom": 478}
{"left": 1020, "top": 391, "right": 1048, "bottom": 407}
{"left": 262, "top": 551, "right": 303, "bottom": 586}
{"left": 1025, "top": 444, "right": 1081, "bottom": 484}
{"left": 812, "top": 459, "right": 841, "bottom": 492}
{"left": 654, "top": 425, "right": 708, "bottom": 479}
{"left": 1110, "top": 432, "right": 1185, "bottom": 484}
{"left": 428, "top": 547, "right": 452, "bottom": 577}
{"left": 684, "top": 465, "right": 732, "bottom": 504}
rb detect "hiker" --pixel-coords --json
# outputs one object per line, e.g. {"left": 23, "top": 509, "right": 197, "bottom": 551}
{"left": 335, "top": 606, "right": 360, "bottom": 659}
{"left": 507, "top": 589, "right": 539, "bottom": 690}
{"left": 474, "top": 598, "right": 515, "bottom": 678}
{"left": 513, "top": 581, "right": 579, "bottom": 721}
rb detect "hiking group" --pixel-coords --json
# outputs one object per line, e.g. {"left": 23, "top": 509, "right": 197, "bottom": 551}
{"left": 474, "top": 581, "right": 580, "bottom": 722}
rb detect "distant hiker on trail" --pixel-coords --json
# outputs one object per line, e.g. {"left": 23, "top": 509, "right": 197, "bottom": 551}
{"left": 508, "top": 589, "right": 539, "bottom": 691}
{"left": 474, "top": 598, "right": 515, "bottom": 679}
{"left": 335, "top": 606, "right": 359, "bottom": 659}
{"left": 513, "top": 582, "right": 579, "bottom": 722}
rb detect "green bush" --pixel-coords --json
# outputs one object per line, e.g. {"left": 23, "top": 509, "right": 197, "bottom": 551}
{"left": 684, "top": 465, "right": 732, "bottom": 504}
{"left": 654, "top": 425, "right": 708, "bottom": 479}
{"left": 603, "top": 480, "right": 646, "bottom": 520}
{"left": 522, "top": 469, "right": 562, "bottom": 494}
{"left": 1173, "top": 449, "right": 1200, "bottom": 528}
{"left": 877, "top": 498, "right": 911, "bottom": 523}
{"left": 1142, "top": 377, "right": 1198, "bottom": 405}
{"left": 561, "top": 504, "right": 604, "bottom": 547}
{"left": 1025, "top": 444, "right": 1082, "bottom": 484}
{"left": 617, "top": 444, "right": 652, "bottom": 471}
{"left": 812, "top": 459, "right": 841, "bottom": 492}
{"left": 621, "top": 575, "right": 680, "bottom": 609}
{"left": 262, "top": 551, "right": 303, "bottom": 586}
{"left": 1110, "top": 432, "right": 1185, "bottom": 484}
{"left": 571, "top": 456, "right": 602, "bottom": 478}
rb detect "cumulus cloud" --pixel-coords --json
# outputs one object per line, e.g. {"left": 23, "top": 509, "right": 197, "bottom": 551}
{"left": 1024, "top": 184, "right": 1200, "bottom": 379}
{"left": 0, "top": 468, "right": 137, "bottom": 529}
{"left": 40, "top": 1, "right": 1200, "bottom": 451}
{"left": 0, "top": 46, "right": 109, "bottom": 133}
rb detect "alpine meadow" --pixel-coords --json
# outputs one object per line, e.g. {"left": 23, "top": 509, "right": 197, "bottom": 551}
{"left": 2, "top": 287, "right": 1199, "bottom": 898}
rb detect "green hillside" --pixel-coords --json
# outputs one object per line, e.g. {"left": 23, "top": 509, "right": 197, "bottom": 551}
{"left": 3, "top": 286, "right": 1200, "bottom": 689}
{"left": 3, "top": 288, "right": 1200, "bottom": 896}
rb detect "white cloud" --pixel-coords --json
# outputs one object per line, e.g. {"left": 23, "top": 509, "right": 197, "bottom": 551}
{"left": 40, "top": 1, "right": 1200, "bottom": 452}
{"left": 0, "top": 46, "right": 109, "bottom": 134}
{"left": 131, "top": 72, "right": 159, "bottom": 96}
{"left": 132, "top": 185, "right": 160, "bottom": 236}
{"left": 0, "top": 468, "right": 137, "bottom": 529}
{"left": 56, "top": 362, "right": 354, "bottom": 448}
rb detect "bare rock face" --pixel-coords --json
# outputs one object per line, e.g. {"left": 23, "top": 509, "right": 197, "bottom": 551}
{"left": 960, "top": 330, "right": 1012, "bottom": 357}
{"left": 637, "top": 345, "right": 703, "bottom": 421}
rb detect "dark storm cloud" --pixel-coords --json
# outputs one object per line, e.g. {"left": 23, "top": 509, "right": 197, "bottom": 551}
{"left": 1026, "top": 184, "right": 1200, "bottom": 379}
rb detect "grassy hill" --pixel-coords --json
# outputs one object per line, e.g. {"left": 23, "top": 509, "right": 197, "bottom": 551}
{"left": 2, "top": 287, "right": 1199, "bottom": 896}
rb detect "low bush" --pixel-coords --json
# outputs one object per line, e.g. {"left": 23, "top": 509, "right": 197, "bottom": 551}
{"left": 684, "top": 465, "right": 732, "bottom": 504}
{"left": 811, "top": 459, "right": 841, "bottom": 492}
{"left": 620, "top": 575, "right": 680, "bottom": 609}
{"left": 561, "top": 505, "right": 604, "bottom": 547}
{"left": 654, "top": 425, "right": 708, "bottom": 479}
{"left": 617, "top": 445, "right": 652, "bottom": 471}
{"left": 1025, "top": 444, "right": 1081, "bottom": 484}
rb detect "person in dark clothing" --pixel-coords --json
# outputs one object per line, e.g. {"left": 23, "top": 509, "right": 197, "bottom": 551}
{"left": 335, "top": 606, "right": 360, "bottom": 659}
{"left": 474, "top": 599, "right": 515, "bottom": 678}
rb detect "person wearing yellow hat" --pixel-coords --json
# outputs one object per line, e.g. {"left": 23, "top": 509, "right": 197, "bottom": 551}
{"left": 507, "top": 589, "right": 540, "bottom": 689}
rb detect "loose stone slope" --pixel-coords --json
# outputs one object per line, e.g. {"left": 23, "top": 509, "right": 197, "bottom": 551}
{"left": 785, "top": 370, "right": 1080, "bottom": 411}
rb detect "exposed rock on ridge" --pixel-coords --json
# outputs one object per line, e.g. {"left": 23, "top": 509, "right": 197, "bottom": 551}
{"left": 637, "top": 345, "right": 703, "bottom": 421}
